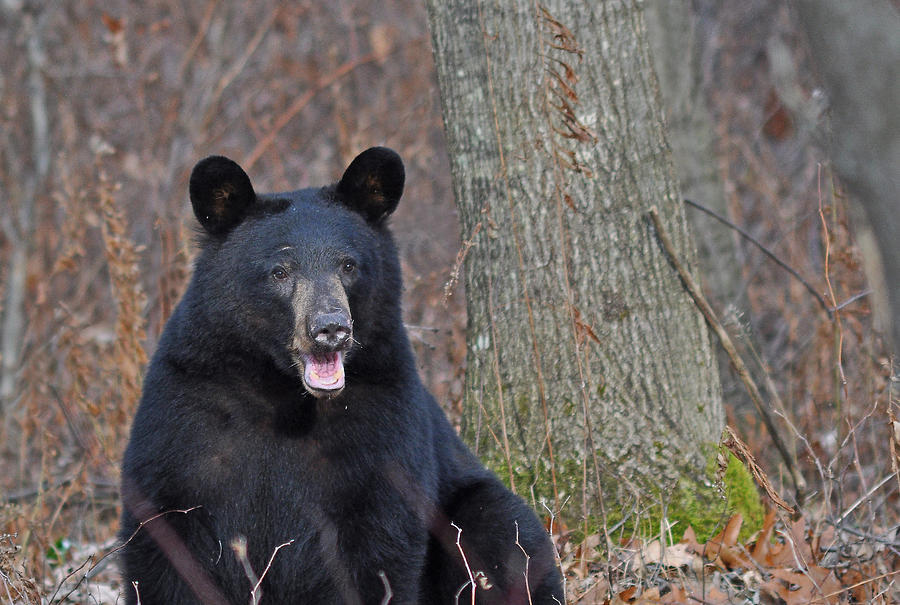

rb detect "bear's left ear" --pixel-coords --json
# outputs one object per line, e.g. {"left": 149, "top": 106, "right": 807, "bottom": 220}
{"left": 189, "top": 155, "right": 256, "bottom": 236}
{"left": 336, "top": 147, "right": 405, "bottom": 223}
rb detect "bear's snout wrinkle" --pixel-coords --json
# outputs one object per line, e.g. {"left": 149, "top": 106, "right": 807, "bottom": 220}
{"left": 309, "top": 310, "right": 352, "bottom": 351}
{"left": 289, "top": 275, "right": 350, "bottom": 354}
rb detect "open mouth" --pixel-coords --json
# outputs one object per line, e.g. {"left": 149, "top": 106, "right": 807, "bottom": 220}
{"left": 301, "top": 351, "right": 345, "bottom": 396}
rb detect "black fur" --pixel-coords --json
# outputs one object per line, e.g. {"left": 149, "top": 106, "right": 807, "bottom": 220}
{"left": 119, "top": 147, "right": 564, "bottom": 604}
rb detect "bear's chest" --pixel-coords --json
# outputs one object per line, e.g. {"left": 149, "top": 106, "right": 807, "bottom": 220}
{"left": 195, "top": 394, "right": 392, "bottom": 495}
{"left": 178, "top": 394, "right": 428, "bottom": 597}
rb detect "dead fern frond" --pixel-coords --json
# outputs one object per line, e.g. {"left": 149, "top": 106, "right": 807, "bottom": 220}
{"left": 96, "top": 162, "right": 147, "bottom": 450}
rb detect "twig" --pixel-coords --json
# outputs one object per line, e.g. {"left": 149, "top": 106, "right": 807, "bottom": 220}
{"left": 443, "top": 221, "right": 482, "bottom": 304}
{"left": 890, "top": 395, "right": 900, "bottom": 504}
{"left": 834, "top": 473, "right": 897, "bottom": 525}
{"left": 541, "top": 500, "right": 568, "bottom": 600}
{"left": 722, "top": 426, "right": 794, "bottom": 513}
{"left": 476, "top": 0, "right": 558, "bottom": 505}
{"left": 47, "top": 506, "right": 203, "bottom": 604}
{"left": 50, "top": 557, "right": 93, "bottom": 604}
{"left": 242, "top": 52, "right": 379, "bottom": 170}
{"left": 403, "top": 324, "right": 440, "bottom": 333}
{"left": 177, "top": 0, "right": 219, "bottom": 80}
{"left": 4, "top": 475, "right": 77, "bottom": 503}
{"left": 231, "top": 537, "right": 293, "bottom": 605}
{"left": 201, "top": 7, "right": 280, "bottom": 130}
{"left": 249, "top": 539, "right": 295, "bottom": 605}
{"left": 89, "top": 506, "right": 202, "bottom": 576}
{"left": 822, "top": 519, "right": 900, "bottom": 548}
{"left": 514, "top": 522, "right": 533, "bottom": 605}
{"left": 831, "top": 289, "right": 871, "bottom": 312}
{"left": 486, "top": 270, "right": 517, "bottom": 493}
{"left": 3, "top": 568, "right": 16, "bottom": 605}
{"left": 683, "top": 198, "right": 832, "bottom": 317}
{"left": 817, "top": 166, "right": 849, "bottom": 423}
{"left": 450, "top": 522, "right": 476, "bottom": 605}
{"left": 811, "top": 568, "right": 900, "bottom": 604}
{"left": 648, "top": 206, "right": 806, "bottom": 499}
{"left": 231, "top": 538, "right": 256, "bottom": 599}
{"left": 378, "top": 571, "right": 393, "bottom": 605}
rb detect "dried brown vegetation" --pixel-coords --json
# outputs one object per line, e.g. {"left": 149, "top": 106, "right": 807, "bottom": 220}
{"left": 0, "top": 1, "right": 897, "bottom": 603}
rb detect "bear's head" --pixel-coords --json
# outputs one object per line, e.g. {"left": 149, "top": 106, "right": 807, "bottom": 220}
{"left": 187, "top": 147, "right": 405, "bottom": 398}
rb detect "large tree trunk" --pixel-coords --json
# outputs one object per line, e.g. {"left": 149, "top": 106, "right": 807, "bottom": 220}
{"left": 426, "top": 0, "right": 723, "bottom": 520}
{"left": 794, "top": 0, "right": 900, "bottom": 359}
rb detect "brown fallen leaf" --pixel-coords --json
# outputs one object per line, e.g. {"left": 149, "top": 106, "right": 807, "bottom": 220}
{"left": 751, "top": 507, "right": 777, "bottom": 564}
{"left": 811, "top": 524, "right": 835, "bottom": 564}
{"left": 762, "top": 567, "right": 842, "bottom": 605}
{"left": 680, "top": 526, "right": 704, "bottom": 554}
{"left": 767, "top": 517, "right": 815, "bottom": 568}
{"left": 679, "top": 582, "right": 732, "bottom": 605}
{"left": 573, "top": 575, "right": 611, "bottom": 604}
{"left": 633, "top": 586, "right": 661, "bottom": 603}
{"left": 717, "top": 543, "right": 753, "bottom": 570}
{"left": 617, "top": 585, "right": 638, "bottom": 602}
{"left": 659, "top": 584, "right": 689, "bottom": 604}
{"left": 705, "top": 513, "right": 743, "bottom": 560}
{"left": 640, "top": 540, "right": 695, "bottom": 569}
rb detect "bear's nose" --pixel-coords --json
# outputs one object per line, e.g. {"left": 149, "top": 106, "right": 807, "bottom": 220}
{"left": 309, "top": 311, "right": 352, "bottom": 350}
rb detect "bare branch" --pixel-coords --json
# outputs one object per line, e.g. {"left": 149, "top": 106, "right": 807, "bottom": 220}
{"left": 683, "top": 198, "right": 832, "bottom": 316}
{"left": 450, "top": 522, "right": 476, "bottom": 605}
{"left": 242, "top": 53, "right": 380, "bottom": 171}
{"left": 200, "top": 7, "right": 280, "bottom": 130}
{"left": 649, "top": 206, "right": 806, "bottom": 500}
{"left": 377, "top": 571, "right": 392, "bottom": 605}
{"left": 48, "top": 506, "right": 203, "bottom": 604}
{"left": 513, "top": 521, "right": 533, "bottom": 605}
{"left": 251, "top": 539, "right": 294, "bottom": 605}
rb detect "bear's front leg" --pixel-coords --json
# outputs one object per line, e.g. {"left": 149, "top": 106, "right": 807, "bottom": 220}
{"left": 424, "top": 478, "right": 564, "bottom": 605}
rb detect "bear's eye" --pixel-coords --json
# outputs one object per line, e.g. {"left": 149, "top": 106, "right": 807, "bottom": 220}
{"left": 271, "top": 266, "right": 289, "bottom": 280}
{"left": 341, "top": 259, "right": 357, "bottom": 274}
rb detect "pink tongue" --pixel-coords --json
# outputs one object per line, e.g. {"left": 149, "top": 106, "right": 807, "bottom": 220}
{"left": 303, "top": 352, "right": 345, "bottom": 391}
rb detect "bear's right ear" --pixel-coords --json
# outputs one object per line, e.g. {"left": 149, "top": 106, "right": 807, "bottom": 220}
{"left": 336, "top": 147, "right": 405, "bottom": 223}
{"left": 189, "top": 156, "right": 256, "bottom": 236}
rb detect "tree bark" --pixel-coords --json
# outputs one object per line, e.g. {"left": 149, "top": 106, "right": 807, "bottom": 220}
{"left": 794, "top": 0, "right": 900, "bottom": 359}
{"left": 425, "top": 0, "right": 723, "bottom": 520}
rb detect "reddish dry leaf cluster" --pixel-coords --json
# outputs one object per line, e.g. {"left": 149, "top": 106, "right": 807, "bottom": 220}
{"left": 568, "top": 512, "right": 900, "bottom": 605}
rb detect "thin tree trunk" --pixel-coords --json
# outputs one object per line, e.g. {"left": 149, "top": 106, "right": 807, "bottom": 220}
{"left": 644, "top": 1, "right": 740, "bottom": 307}
{"left": 795, "top": 0, "right": 900, "bottom": 359}
{"left": 426, "top": 0, "right": 723, "bottom": 520}
{"left": 1, "top": 8, "right": 48, "bottom": 409}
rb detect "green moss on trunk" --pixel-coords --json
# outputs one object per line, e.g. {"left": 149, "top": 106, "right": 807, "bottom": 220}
{"left": 484, "top": 445, "right": 764, "bottom": 545}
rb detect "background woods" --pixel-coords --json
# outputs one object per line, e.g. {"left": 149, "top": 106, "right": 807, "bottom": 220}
{"left": 1, "top": 1, "right": 898, "bottom": 603}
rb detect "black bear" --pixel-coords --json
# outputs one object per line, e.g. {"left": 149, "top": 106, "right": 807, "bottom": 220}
{"left": 119, "top": 147, "right": 564, "bottom": 604}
